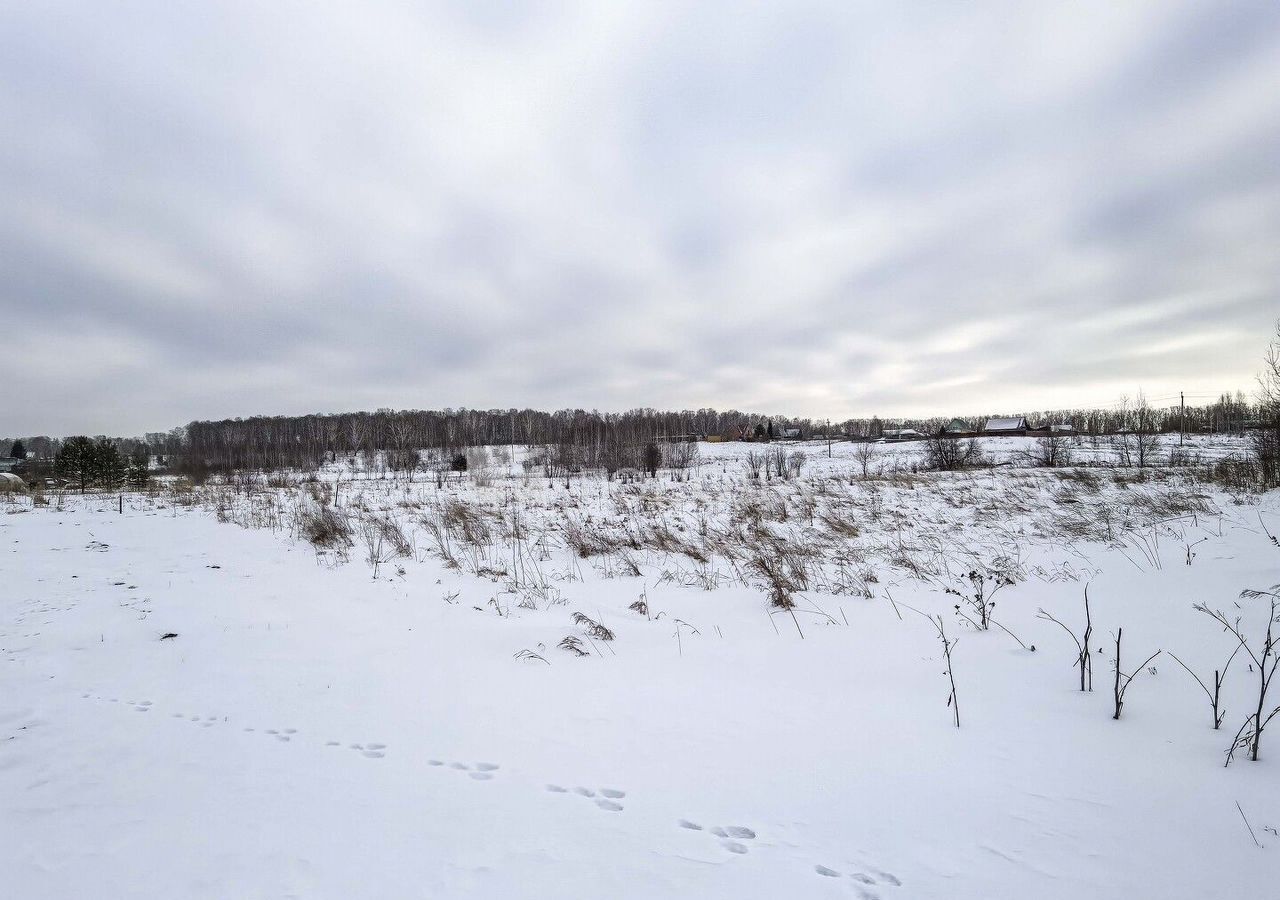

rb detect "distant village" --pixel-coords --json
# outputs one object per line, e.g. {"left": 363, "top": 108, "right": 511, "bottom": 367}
{"left": 702, "top": 416, "right": 1072, "bottom": 444}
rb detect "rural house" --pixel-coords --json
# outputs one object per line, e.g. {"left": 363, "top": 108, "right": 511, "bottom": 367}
{"left": 983, "top": 417, "right": 1029, "bottom": 435}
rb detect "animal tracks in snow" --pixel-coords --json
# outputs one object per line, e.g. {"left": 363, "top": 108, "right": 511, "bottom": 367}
{"left": 546, "top": 783, "right": 628, "bottom": 813}
{"left": 79, "top": 693, "right": 386, "bottom": 759}
{"left": 809, "top": 861, "right": 903, "bottom": 895}
{"left": 679, "top": 820, "right": 759, "bottom": 855}
{"left": 79, "top": 693, "right": 901, "bottom": 890}
{"left": 428, "top": 759, "right": 501, "bottom": 778}
{"left": 675, "top": 814, "right": 904, "bottom": 891}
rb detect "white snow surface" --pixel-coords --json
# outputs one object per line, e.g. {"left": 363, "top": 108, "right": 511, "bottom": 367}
{"left": 3, "top": 436, "right": 1278, "bottom": 899}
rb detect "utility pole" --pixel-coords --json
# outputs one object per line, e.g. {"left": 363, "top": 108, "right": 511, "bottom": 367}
{"left": 1180, "top": 391, "right": 1185, "bottom": 447}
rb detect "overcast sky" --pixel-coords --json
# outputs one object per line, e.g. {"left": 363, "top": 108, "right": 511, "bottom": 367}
{"left": 3, "top": 1, "right": 1278, "bottom": 436}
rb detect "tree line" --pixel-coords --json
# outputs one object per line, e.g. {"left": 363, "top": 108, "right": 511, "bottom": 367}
{"left": 4, "top": 354, "right": 1275, "bottom": 484}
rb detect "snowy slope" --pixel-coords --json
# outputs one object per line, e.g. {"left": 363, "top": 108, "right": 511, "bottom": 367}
{"left": 2, "top": 446, "right": 1278, "bottom": 899}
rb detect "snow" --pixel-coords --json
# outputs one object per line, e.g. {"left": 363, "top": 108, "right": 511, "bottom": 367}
{"left": 2, "top": 436, "right": 1277, "bottom": 899}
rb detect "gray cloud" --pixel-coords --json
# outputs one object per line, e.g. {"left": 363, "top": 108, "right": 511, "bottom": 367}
{"left": 2, "top": 0, "right": 1277, "bottom": 435}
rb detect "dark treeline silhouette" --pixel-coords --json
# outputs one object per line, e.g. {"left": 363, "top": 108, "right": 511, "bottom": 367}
{"left": 3, "top": 391, "right": 1265, "bottom": 475}
{"left": 183, "top": 408, "right": 755, "bottom": 473}
{"left": 172, "top": 394, "right": 1263, "bottom": 472}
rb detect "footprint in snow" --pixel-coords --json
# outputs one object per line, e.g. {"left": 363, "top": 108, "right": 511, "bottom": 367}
{"left": 469, "top": 771, "right": 492, "bottom": 779}
{"left": 573, "top": 787, "right": 595, "bottom": 797}
{"left": 546, "top": 784, "right": 568, "bottom": 793}
{"left": 428, "top": 760, "right": 444, "bottom": 766}
{"left": 599, "top": 788, "right": 624, "bottom": 798}
{"left": 595, "top": 799, "right": 623, "bottom": 811}
{"left": 872, "top": 870, "right": 901, "bottom": 887}
{"left": 814, "top": 865, "right": 840, "bottom": 878}
{"left": 475, "top": 762, "right": 499, "bottom": 771}
{"left": 677, "top": 820, "right": 702, "bottom": 831}
{"left": 723, "top": 841, "right": 748, "bottom": 854}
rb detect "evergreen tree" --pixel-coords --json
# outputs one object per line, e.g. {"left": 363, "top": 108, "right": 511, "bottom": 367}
{"left": 93, "top": 438, "right": 125, "bottom": 488}
{"left": 8, "top": 439, "right": 26, "bottom": 459}
{"left": 126, "top": 447, "right": 150, "bottom": 489}
{"left": 55, "top": 436, "right": 96, "bottom": 493}
{"left": 641, "top": 441, "right": 661, "bottom": 477}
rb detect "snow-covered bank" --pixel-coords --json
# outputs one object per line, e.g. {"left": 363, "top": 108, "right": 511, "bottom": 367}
{"left": 2, "top": 450, "right": 1278, "bottom": 899}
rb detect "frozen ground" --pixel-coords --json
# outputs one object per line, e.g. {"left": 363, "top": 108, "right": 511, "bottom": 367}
{"left": 3, "top": 436, "right": 1278, "bottom": 899}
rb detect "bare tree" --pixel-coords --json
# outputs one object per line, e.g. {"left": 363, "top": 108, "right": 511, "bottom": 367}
{"left": 1255, "top": 320, "right": 1280, "bottom": 486}
{"left": 386, "top": 414, "right": 417, "bottom": 481}
{"left": 1117, "top": 391, "right": 1161, "bottom": 467}
{"left": 924, "top": 436, "right": 983, "bottom": 471}
{"left": 601, "top": 438, "right": 630, "bottom": 480}
{"left": 766, "top": 445, "right": 788, "bottom": 479}
{"left": 785, "top": 450, "right": 806, "bottom": 479}
{"left": 1028, "top": 433, "right": 1073, "bottom": 468}
{"left": 346, "top": 414, "right": 368, "bottom": 460}
{"left": 665, "top": 439, "right": 701, "bottom": 474}
{"left": 852, "top": 440, "right": 877, "bottom": 478}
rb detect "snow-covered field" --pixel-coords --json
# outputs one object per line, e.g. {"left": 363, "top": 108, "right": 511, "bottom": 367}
{"left": 3, "top": 436, "right": 1278, "bottom": 899}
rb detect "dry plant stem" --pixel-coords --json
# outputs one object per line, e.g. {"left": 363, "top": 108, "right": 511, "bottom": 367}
{"left": 1235, "top": 801, "right": 1264, "bottom": 849}
{"left": 897, "top": 600, "right": 960, "bottom": 727}
{"left": 1037, "top": 586, "right": 1093, "bottom": 691}
{"left": 1196, "top": 591, "right": 1280, "bottom": 762}
{"left": 1168, "top": 644, "right": 1242, "bottom": 729}
{"left": 1111, "top": 628, "right": 1162, "bottom": 720}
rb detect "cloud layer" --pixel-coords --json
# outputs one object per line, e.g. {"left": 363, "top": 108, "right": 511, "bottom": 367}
{"left": 3, "top": 1, "right": 1278, "bottom": 435}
